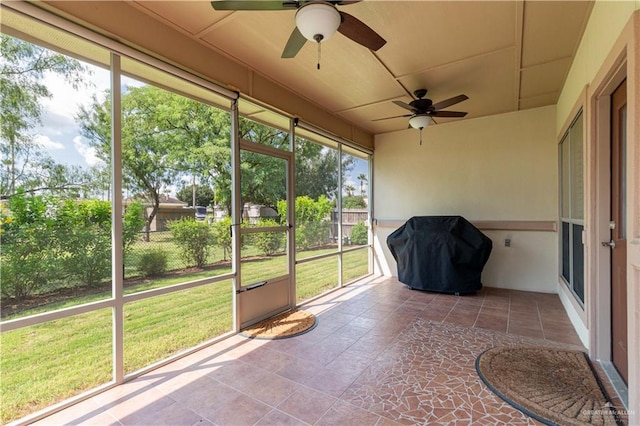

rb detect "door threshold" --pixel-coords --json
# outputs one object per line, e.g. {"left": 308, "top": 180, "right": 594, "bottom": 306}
{"left": 599, "top": 360, "right": 628, "bottom": 409}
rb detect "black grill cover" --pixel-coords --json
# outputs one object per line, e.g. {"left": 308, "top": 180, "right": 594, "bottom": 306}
{"left": 386, "top": 216, "right": 492, "bottom": 294}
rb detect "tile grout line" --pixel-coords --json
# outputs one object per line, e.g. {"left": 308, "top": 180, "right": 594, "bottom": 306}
{"left": 537, "top": 300, "right": 547, "bottom": 341}
{"left": 506, "top": 290, "right": 511, "bottom": 334}
{"left": 471, "top": 289, "right": 487, "bottom": 329}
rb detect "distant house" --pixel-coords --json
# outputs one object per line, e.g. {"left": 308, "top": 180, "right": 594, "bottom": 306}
{"left": 243, "top": 204, "right": 278, "bottom": 225}
{"left": 126, "top": 195, "right": 194, "bottom": 232}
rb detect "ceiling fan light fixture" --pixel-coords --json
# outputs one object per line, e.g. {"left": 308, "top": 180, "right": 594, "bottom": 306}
{"left": 295, "top": 2, "right": 341, "bottom": 43}
{"left": 409, "top": 114, "right": 432, "bottom": 130}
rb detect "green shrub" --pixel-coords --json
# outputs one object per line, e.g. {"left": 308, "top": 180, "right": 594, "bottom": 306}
{"left": 57, "top": 199, "right": 112, "bottom": 288}
{"left": 0, "top": 193, "right": 62, "bottom": 298}
{"left": 350, "top": 222, "right": 368, "bottom": 245}
{"left": 0, "top": 229, "right": 60, "bottom": 298}
{"left": 277, "top": 195, "right": 333, "bottom": 250}
{"left": 342, "top": 196, "right": 367, "bottom": 209}
{"left": 0, "top": 194, "right": 160, "bottom": 296}
{"left": 211, "top": 216, "right": 247, "bottom": 260}
{"left": 123, "top": 202, "right": 145, "bottom": 254}
{"left": 254, "top": 219, "right": 284, "bottom": 256}
{"left": 212, "top": 216, "right": 232, "bottom": 260}
{"left": 137, "top": 249, "right": 168, "bottom": 277}
{"left": 168, "top": 218, "right": 213, "bottom": 268}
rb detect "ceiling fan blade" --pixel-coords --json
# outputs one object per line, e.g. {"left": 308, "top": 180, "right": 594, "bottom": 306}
{"left": 393, "top": 100, "right": 418, "bottom": 113}
{"left": 430, "top": 110, "right": 467, "bottom": 118}
{"left": 337, "top": 11, "right": 386, "bottom": 51}
{"left": 210, "top": 1, "right": 297, "bottom": 11}
{"left": 431, "top": 94, "right": 468, "bottom": 111}
{"left": 281, "top": 27, "right": 307, "bottom": 58}
{"left": 372, "top": 114, "right": 412, "bottom": 122}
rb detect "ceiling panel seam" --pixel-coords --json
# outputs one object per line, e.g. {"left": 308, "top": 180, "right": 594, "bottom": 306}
{"left": 194, "top": 11, "right": 239, "bottom": 38}
{"left": 515, "top": 0, "right": 524, "bottom": 111}
{"left": 520, "top": 56, "right": 574, "bottom": 71}
{"left": 393, "top": 45, "right": 518, "bottom": 81}
{"left": 519, "top": 90, "right": 560, "bottom": 101}
{"left": 369, "top": 51, "right": 414, "bottom": 100}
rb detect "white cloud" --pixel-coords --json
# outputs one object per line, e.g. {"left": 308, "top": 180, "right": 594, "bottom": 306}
{"left": 73, "top": 136, "right": 103, "bottom": 167}
{"left": 34, "top": 134, "right": 64, "bottom": 150}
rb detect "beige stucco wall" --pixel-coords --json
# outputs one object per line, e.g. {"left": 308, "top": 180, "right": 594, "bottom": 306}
{"left": 556, "top": 3, "right": 640, "bottom": 420}
{"left": 373, "top": 105, "right": 558, "bottom": 293}
{"left": 557, "top": 0, "right": 640, "bottom": 133}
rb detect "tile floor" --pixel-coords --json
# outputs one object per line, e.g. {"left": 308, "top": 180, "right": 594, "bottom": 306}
{"left": 34, "top": 276, "right": 622, "bottom": 425}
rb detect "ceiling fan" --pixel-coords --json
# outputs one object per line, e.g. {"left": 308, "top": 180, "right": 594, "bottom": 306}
{"left": 210, "top": 1, "right": 386, "bottom": 68}
{"left": 374, "top": 89, "right": 469, "bottom": 144}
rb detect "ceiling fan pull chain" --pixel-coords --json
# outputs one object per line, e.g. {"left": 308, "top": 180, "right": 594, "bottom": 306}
{"left": 317, "top": 41, "right": 321, "bottom": 70}
{"left": 419, "top": 129, "right": 423, "bottom": 145}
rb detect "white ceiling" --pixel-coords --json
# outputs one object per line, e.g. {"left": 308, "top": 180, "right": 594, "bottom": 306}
{"left": 129, "top": 0, "right": 593, "bottom": 135}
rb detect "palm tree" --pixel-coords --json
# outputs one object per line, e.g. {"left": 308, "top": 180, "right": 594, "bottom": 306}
{"left": 357, "top": 173, "right": 368, "bottom": 196}
{"left": 345, "top": 184, "right": 356, "bottom": 197}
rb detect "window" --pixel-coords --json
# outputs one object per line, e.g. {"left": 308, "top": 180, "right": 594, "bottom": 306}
{"left": 559, "top": 111, "right": 584, "bottom": 304}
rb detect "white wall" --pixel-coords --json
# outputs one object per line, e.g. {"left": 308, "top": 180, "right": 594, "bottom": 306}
{"left": 373, "top": 105, "right": 559, "bottom": 293}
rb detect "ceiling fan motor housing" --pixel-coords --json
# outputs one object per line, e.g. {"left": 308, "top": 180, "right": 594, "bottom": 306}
{"left": 411, "top": 98, "right": 433, "bottom": 112}
{"left": 295, "top": 2, "right": 341, "bottom": 42}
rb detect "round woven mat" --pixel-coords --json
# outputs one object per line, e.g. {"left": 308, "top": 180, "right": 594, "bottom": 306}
{"left": 241, "top": 309, "right": 317, "bottom": 339}
{"left": 475, "top": 346, "right": 622, "bottom": 426}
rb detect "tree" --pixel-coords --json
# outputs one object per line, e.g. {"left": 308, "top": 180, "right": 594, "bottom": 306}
{"left": 344, "top": 185, "right": 356, "bottom": 197}
{"left": 357, "top": 173, "right": 368, "bottom": 196}
{"left": 240, "top": 150, "right": 286, "bottom": 210}
{"left": 176, "top": 184, "right": 215, "bottom": 207}
{"left": 79, "top": 87, "right": 182, "bottom": 240}
{"left": 0, "top": 34, "right": 88, "bottom": 197}
{"left": 19, "top": 157, "right": 98, "bottom": 199}
{"left": 294, "top": 138, "right": 356, "bottom": 206}
{"left": 295, "top": 138, "right": 337, "bottom": 200}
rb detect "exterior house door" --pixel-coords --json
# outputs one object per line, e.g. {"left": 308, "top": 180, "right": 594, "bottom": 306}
{"left": 610, "top": 79, "right": 628, "bottom": 384}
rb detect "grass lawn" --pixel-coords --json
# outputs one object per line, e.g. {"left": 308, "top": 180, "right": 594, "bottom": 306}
{"left": 0, "top": 247, "right": 369, "bottom": 423}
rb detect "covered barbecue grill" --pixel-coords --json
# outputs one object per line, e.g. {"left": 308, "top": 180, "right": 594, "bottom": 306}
{"left": 386, "top": 216, "right": 492, "bottom": 294}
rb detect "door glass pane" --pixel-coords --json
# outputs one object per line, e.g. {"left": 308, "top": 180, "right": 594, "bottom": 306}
{"left": 240, "top": 230, "right": 288, "bottom": 287}
{"left": 240, "top": 151, "right": 287, "bottom": 227}
{"left": 239, "top": 149, "right": 288, "bottom": 287}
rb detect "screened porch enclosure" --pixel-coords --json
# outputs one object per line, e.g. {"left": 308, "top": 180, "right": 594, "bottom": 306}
{"left": 0, "top": 11, "right": 372, "bottom": 423}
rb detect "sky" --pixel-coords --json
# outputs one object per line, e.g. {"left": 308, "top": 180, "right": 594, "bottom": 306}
{"left": 36, "top": 65, "right": 111, "bottom": 168}
{"left": 35, "top": 59, "right": 369, "bottom": 197}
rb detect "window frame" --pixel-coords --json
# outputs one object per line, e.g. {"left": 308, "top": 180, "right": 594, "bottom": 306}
{"left": 558, "top": 109, "right": 585, "bottom": 306}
